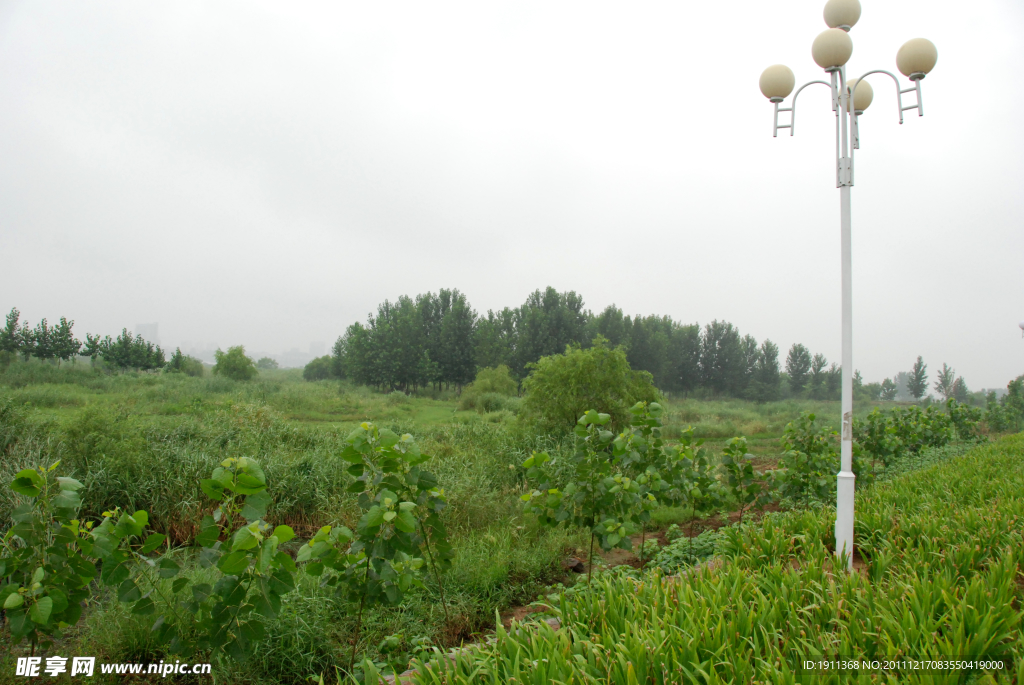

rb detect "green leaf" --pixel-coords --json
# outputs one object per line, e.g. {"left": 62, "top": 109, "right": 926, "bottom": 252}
{"left": 200, "top": 479, "right": 226, "bottom": 501}
{"left": 271, "top": 525, "right": 295, "bottom": 545}
{"left": 378, "top": 429, "right": 400, "bottom": 449}
{"left": 394, "top": 510, "right": 416, "bottom": 534}
{"left": 132, "top": 597, "right": 156, "bottom": 615}
{"left": 56, "top": 476, "right": 84, "bottom": 491}
{"left": 140, "top": 533, "right": 167, "bottom": 554}
{"left": 118, "top": 579, "right": 143, "bottom": 603}
{"left": 383, "top": 511, "right": 397, "bottom": 523}
{"left": 11, "top": 469, "right": 43, "bottom": 497}
{"left": 195, "top": 524, "right": 220, "bottom": 548}
{"left": 158, "top": 558, "right": 181, "bottom": 579}
{"left": 232, "top": 526, "right": 258, "bottom": 551}
{"left": 29, "top": 596, "right": 53, "bottom": 624}
{"left": 4, "top": 593, "right": 24, "bottom": 609}
{"left": 240, "top": 491, "right": 271, "bottom": 522}
{"left": 171, "top": 578, "right": 190, "bottom": 594}
{"left": 132, "top": 510, "right": 149, "bottom": 528}
{"left": 218, "top": 550, "right": 250, "bottom": 575}
{"left": 363, "top": 506, "right": 385, "bottom": 527}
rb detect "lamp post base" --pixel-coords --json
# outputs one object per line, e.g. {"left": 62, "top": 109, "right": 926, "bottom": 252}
{"left": 835, "top": 470, "right": 855, "bottom": 570}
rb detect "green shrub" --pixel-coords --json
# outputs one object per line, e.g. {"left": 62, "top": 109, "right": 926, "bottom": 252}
{"left": 520, "top": 337, "right": 659, "bottom": 432}
{"left": 165, "top": 348, "right": 204, "bottom": 377}
{"left": 303, "top": 355, "right": 334, "bottom": 381}
{"left": 653, "top": 528, "right": 722, "bottom": 573}
{"left": 460, "top": 366, "right": 517, "bottom": 412}
{"left": 213, "top": 346, "right": 257, "bottom": 381}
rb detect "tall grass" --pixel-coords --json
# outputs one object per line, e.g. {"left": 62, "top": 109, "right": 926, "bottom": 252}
{"left": 415, "top": 434, "right": 1024, "bottom": 684}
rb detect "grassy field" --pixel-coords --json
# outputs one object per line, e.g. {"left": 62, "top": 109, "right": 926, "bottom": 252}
{"left": 0, "top": 361, "right": 988, "bottom": 683}
{"left": 410, "top": 434, "right": 1024, "bottom": 684}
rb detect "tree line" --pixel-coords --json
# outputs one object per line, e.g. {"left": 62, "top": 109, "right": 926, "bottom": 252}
{"left": 325, "top": 286, "right": 869, "bottom": 401}
{"left": 1, "top": 308, "right": 165, "bottom": 371}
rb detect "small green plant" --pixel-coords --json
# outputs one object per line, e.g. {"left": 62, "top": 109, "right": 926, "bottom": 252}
{"left": 297, "top": 422, "right": 453, "bottom": 674}
{"left": 522, "top": 410, "right": 643, "bottom": 583}
{"left": 854, "top": 408, "right": 902, "bottom": 469}
{"left": 773, "top": 413, "right": 837, "bottom": 503}
{"left": 653, "top": 528, "right": 721, "bottom": 573}
{"left": 0, "top": 463, "right": 93, "bottom": 652}
{"left": 719, "top": 437, "right": 766, "bottom": 523}
{"left": 947, "top": 398, "right": 983, "bottom": 444}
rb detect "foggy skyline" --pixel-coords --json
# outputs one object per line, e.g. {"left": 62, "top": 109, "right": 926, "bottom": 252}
{"left": 1, "top": 0, "right": 1022, "bottom": 388}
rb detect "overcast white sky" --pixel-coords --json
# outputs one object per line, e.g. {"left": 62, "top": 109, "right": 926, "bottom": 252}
{"left": 1, "top": 0, "right": 1021, "bottom": 386}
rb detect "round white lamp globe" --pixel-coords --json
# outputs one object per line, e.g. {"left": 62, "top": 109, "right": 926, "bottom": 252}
{"left": 847, "top": 78, "right": 873, "bottom": 112}
{"left": 823, "top": 0, "right": 861, "bottom": 30}
{"left": 896, "top": 38, "right": 938, "bottom": 78}
{"left": 760, "top": 65, "right": 796, "bottom": 101}
{"left": 812, "top": 28, "right": 854, "bottom": 70}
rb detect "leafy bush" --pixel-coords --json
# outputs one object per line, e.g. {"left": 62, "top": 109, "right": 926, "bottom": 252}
{"left": 653, "top": 528, "right": 721, "bottom": 573}
{"left": 773, "top": 413, "right": 838, "bottom": 503}
{"left": 297, "top": 422, "right": 454, "bottom": 672}
{"left": 1, "top": 464, "right": 92, "bottom": 651}
{"left": 520, "top": 337, "right": 659, "bottom": 432}
{"left": 213, "top": 346, "right": 258, "bottom": 381}
{"left": 303, "top": 355, "right": 334, "bottom": 382}
{"left": 256, "top": 357, "right": 279, "bottom": 370}
{"left": 459, "top": 366, "right": 517, "bottom": 412}
{"left": 165, "top": 348, "right": 204, "bottom": 377}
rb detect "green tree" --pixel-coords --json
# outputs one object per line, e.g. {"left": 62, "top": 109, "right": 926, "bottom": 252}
{"left": 165, "top": 348, "right": 204, "bottom": 376}
{"left": 82, "top": 333, "right": 102, "bottom": 367}
{"left": 520, "top": 337, "right": 659, "bottom": 432}
{"left": 213, "top": 346, "right": 258, "bottom": 381}
{"left": 256, "top": 357, "right": 279, "bottom": 370}
{"left": 303, "top": 355, "right": 334, "bottom": 381}
{"left": 52, "top": 317, "right": 81, "bottom": 367}
{"left": 933, "top": 363, "right": 955, "bottom": 400}
{"left": 825, "top": 362, "right": 841, "bottom": 400}
{"left": 511, "top": 287, "right": 589, "bottom": 380}
{"left": 699, "top": 320, "right": 745, "bottom": 396}
{"left": 17, "top": 320, "right": 35, "bottom": 362}
{"left": 908, "top": 356, "right": 928, "bottom": 400}
{"left": 807, "top": 353, "right": 828, "bottom": 400}
{"left": 951, "top": 377, "right": 969, "bottom": 403}
{"left": 785, "top": 344, "right": 811, "bottom": 396}
{"left": 880, "top": 377, "right": 898, "bottom": 401}
{"left": 31, "top": 319, "right": 55, "bottom": 363}
{"left": 747, "top": 339, "right": 781, "bottom": 403}
{"left": 0, "top": 308, "right": 22, "bottom": 364}
{"left": 473, "top": 308, "right": 516, "bottom": 371}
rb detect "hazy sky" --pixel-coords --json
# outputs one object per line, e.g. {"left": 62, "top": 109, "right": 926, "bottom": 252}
{"left": 1, "top": 0, "right": 1022, "bottom": 386}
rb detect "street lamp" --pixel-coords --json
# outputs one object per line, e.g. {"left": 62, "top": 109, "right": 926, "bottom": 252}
{"left": 759, "top": 0, "right": 937, "bottom": 570}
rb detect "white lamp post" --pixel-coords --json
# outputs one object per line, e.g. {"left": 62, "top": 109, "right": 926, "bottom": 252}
{"left": 759, "top": 0, "right": 937, "bottom": 570}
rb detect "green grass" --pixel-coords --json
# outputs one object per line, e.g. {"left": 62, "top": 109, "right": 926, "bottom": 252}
{"left": 413, "top": 434, "right": 1024, "bottom": 684}
{"left": 2, "top": 361, "right": 1004, "bottom": 684}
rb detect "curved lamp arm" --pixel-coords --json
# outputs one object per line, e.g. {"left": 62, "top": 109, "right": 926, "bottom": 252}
{"left": 850, "top": 69, "right": 913, "bottom": 125}
{"left": 774, "top": 80, "right": 832, "bottom": 137}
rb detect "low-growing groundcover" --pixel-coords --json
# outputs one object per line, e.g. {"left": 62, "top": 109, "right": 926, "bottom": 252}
{"left": 408, "top": 434, "right": 1024, "bottom": 684}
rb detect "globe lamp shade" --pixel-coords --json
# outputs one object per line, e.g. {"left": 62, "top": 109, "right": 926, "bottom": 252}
{"left": 896, "top": 38, "right": 937, "bottom": 77}
{"left": 846, "top": 78, "right": 873, "bottom": 112}
{"left": 823, "top": 0, "right": 861, "bottom": 30}
{"left": 812, "top": 29, "right": 854, "bottom": 69}
{"left": 760, "top": 65, "right": 796, "bottom": 101}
